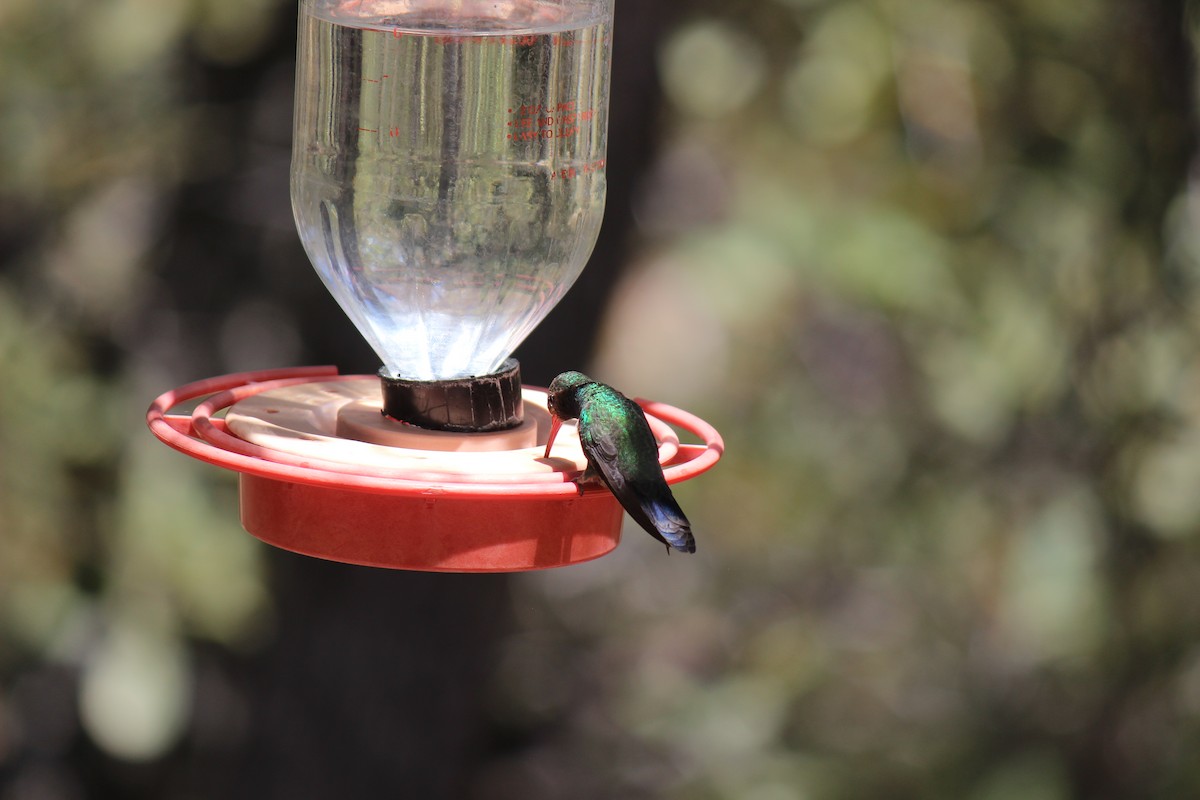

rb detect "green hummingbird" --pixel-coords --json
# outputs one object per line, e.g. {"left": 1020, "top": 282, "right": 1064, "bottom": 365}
{"left": 544, "top": 371, "right": 696, "bottom": 554}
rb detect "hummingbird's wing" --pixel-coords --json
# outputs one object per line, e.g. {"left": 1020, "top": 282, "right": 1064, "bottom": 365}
{"left": 579, "top": 397, "right": 696, "bottom": 554}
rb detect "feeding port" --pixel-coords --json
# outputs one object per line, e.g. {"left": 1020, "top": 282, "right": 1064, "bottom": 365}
{"left": 146, "top": 366, "right": 723, "bottom": 572}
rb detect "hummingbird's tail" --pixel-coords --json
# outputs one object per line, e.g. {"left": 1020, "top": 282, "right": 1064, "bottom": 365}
{"left": 646, "top": 497, "right": 696, "bottom": 554}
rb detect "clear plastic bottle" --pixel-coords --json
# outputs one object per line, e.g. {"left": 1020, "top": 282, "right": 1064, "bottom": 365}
{"left": 291, "top": 0, "right": 614, "bottom": 380}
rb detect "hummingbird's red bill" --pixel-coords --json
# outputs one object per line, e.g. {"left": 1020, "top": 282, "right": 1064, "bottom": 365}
{"left": 543, "top": 415, "right": 563, "bottom": 458}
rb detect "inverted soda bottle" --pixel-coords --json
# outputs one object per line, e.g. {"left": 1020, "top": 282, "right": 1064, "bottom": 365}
{"left": 291, "top": 0, "right": 613, "bottom": 380}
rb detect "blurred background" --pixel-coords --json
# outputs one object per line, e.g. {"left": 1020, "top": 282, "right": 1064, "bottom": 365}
{"left": 4, "top": 0, "right": 1200, "bottom": 797}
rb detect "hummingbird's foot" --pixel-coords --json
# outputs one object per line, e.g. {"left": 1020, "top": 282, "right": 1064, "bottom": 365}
{"left": 571, "top": 465, "right": 604, "bottom": 495}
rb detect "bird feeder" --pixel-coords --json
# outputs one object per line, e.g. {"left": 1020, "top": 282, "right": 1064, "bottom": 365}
{"left": 145, "top": 0, "right": 723, "bottom": 572}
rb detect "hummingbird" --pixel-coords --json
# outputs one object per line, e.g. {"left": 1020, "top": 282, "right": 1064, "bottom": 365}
{"left": 543, "top": 371, "right": 695, "bottom": 554}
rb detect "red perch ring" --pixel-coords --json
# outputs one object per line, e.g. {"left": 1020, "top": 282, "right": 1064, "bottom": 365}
{"left": 146, "top": 367, "right": 723, "bottom": 572}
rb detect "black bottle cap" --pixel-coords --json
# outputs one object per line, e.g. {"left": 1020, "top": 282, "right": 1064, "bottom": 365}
{"left": 379, "top": 358, "right": 523, "bottom": 432}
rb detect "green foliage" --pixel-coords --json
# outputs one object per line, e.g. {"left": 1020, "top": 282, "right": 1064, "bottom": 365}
{"left": 557, "top": 0, "right": 1200, "bottom": 797}
{"left": 0, "top": 0, "right": 282, "bottom": 769}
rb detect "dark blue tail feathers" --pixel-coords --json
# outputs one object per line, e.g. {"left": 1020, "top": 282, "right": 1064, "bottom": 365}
{"left": 647, "top": 497, "right": 695, "bottom": 554}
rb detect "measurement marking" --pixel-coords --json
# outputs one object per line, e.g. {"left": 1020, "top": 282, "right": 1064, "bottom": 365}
{"left": 358, "top": 127, "right": 379, "bottom": 133}
{"left": 547, "top": 158, "right": 607, "bottom": 180}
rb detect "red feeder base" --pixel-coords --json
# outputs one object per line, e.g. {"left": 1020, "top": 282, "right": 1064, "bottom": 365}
{"left": 239, "top": 474, "right": 624, "bottom": 571}
{"left": 146, "top": 367, "right": 723, "bottom": 573}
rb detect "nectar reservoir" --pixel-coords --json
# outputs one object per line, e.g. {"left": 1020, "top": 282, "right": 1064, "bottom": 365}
{"left": 291, "top": 0, "right": 614, "bottom": 382}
